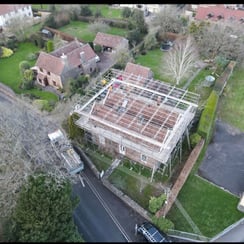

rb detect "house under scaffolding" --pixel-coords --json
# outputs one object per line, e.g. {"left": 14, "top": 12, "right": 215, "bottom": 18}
{"left": 73, "top": 68, "right": 200, "bottom": 180}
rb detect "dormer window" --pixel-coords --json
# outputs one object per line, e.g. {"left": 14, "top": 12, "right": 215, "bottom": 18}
{"left": 207, "top": 13, "right": 214, "bottom": 18}
{"left": 217, "top": 14, "right": 224, "bottom": 20}
{"left": 240, "top": 18, "right": 244, "bottom": 23}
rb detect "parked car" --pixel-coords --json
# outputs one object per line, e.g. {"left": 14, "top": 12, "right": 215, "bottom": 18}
{"left": 137, "top": 222, "right": 172, "bottom": 243}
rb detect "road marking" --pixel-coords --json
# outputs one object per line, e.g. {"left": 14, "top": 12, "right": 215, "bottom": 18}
{"left": 78, "top": 174, "right": 85, "bottom": 187}
{"left": 81, "top": 172, "right": 131, "bottom": 242}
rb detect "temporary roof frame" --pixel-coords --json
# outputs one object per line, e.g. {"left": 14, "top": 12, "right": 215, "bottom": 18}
{"left": 73, "top": 68, "right": 199, "bottom": 166}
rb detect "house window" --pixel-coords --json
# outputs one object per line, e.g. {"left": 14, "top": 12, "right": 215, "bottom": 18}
{"left": 119, "top": 144, "right": 126, "bottom": 154}
{"left": 40, "top": 68, "right": 43, "bottom": 72}
{"left": 53, "top": 81, "right": 57, "bottom": 86}
{"left": 90, "top": 67, "right": 93, "bottom": 72}
{"left": 38, "top": 78, "right": 42, "bottom": 83}
{"left": 141, "top": 154, "right": 147, "bottom": 163}
{"left": 78, "top": 64, "right": 82, "bottom": 68}
{"left": 47, "top": 71, "right": 50, "bottom": 75}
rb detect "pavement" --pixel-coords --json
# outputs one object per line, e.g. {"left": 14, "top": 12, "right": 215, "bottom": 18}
{"left": 198, "top": 119, "right": 244, "bottom": 196}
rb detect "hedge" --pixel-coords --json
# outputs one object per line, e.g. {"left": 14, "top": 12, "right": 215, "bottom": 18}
{"left": 197, "top": 90, "right": 219, "bottom": 143}
{"left": 77, "top": 16, "right": 128, "bottom": 29}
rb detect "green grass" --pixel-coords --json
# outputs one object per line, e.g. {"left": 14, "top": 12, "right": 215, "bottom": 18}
{"left": 32, "top": 4, "right": 50, "bottom": 10}
{"left": 59, "top": 21, "right": 127, "bottom": 42}
{"left": 89, "top": 4, "right": 123, "bottom": 19}
{"left": 167, "top": 175, "right": 244, "bottom": 237}
{"left": 85, "top": 148, "right": 113, "bottom": 172}
{"left": 0, "top": 42, "right": 39, "bottom": 93}
{"left": 218, "top": 66, "right": 244, "bottom": 131}
{"left": 135, "top": 49, "right": 174, "bottom": 84}
{"left": 0, "top": 42, "right": 58, "bottom": 102}
{"left": 109, "top": 165, "right": 162, "bottom": 209}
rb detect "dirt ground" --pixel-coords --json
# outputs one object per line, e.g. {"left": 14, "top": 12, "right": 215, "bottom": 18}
{"left": 198, "top": 119, "right": 244, "bottom": 196}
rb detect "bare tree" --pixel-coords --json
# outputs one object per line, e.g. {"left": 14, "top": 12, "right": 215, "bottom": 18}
{"left": 5, "top": 16, "right": 31, "bottom": 41}
{"left": 162, "top": 36, "right": 198, "bottom": 85}
{"left": 87, "top": 21, "right": 110, "bottom": 35}
{"left": 194, "top": 20, "right": 244, "bottom": 61}
{"left": 0, "top": 96, "right": 78, "bottom": 219}
{"left": 53, "top": 33, "right": 68, "bottom": 50}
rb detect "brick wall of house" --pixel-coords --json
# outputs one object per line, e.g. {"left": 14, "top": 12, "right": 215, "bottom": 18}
{"left": 91, "top": 133, "right": 157, "bottom": 169}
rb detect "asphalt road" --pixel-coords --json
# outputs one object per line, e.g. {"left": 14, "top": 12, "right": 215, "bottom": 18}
{"left": 72, "top": 161, "right": 147, "bottom": 242}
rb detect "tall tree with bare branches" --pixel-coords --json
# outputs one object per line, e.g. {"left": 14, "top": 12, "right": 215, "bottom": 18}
{"left": 162, "top": 36, "right": 198, "bottom": 85}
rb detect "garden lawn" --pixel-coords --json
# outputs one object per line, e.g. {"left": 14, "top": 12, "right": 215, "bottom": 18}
{"left": 218, "top": 67, "right": 244, "bottom": 131}
{"left": 167, "top": 174, "right": 244, "bottom": 238}
{"left": 59, "top": 21, "right": 127, "bottom": 43}
{"left": 89, "top": 4, "right": 123, "bottom": 19}
{"left": 0, "top": 42, "right": 58, "bottom": 102}
{"left": 135, "top": 49, "right": 173, "bottom": 84}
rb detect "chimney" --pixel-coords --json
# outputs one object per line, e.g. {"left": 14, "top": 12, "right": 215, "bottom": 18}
{"left": 61, "top": 53, "right": 68, "bottom": 66}
{"left": 80, "top": 51, "right": 86, "bottom": 64}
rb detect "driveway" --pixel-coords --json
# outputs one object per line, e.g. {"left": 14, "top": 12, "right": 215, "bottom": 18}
{"left": 97, "top": 52, "right": 115, "bottom": 74}
{"left": 198, "top": 119, "right": 244, "bottom": 196}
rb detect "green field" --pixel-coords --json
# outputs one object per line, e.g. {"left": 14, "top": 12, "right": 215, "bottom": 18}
{"left": 218, "top": 66, "right": 244, "bottom": 131}
{"left": 0, "top": 42, "right": 58, "bottom": 102}
{"left": 135, "top": 49, "right": 173, "bottom": 83}
{"left": 59, "top": 20, "right": 127, "bottom": 42}
{"left": 167, "top": 175, "right": 244, "bottom": 237}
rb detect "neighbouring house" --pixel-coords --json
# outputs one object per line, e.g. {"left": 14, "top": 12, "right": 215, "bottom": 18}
{"left": 124, "top": 62, "right": 153, "bottom": 80}
{"left": 93, "top": 32, "right": 129, "bottom": 53}
{"left": 195, "top": 4, "right": 244, "bottom": 22}
{"left": 32, "top": 40, "right": 98, "bottom": 89}
{"left": 73, "top": 66, "right": 199, "bottom": 180}
{"left": 0, "top": 4, "right": 33, "bottom": 29}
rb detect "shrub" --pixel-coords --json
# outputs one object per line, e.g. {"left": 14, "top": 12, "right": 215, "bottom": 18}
{"left": 46, "top": 40, "right": 54, "bottom": 52}
{"left": 26, "top": 52, "right": 37, "bottom": 61}
{"left": 19, "top": 61, "right": 30, "bottom": 74}
{"left": 151, "top": 215, "right": 175, "bottom": 233}
{"left": 94, "top": 44, "right": 102, "bottom": 53}
{"left": 190, "top": 132, "right": 202, "bottom": 148}
{"left": 149, "top": 194, "right": 167, "bottom": 214}
{"left": 0, "top": 46, "right": 13, "bottom": 58}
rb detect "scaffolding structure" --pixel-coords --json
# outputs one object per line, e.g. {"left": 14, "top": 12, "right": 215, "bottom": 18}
{"left": 73, "top": 68, "right": 199, "bottom": 179}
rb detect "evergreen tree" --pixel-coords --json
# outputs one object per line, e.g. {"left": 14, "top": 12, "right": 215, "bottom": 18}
{"left": 7, "top": 173, "right": 83, "bottom": 242}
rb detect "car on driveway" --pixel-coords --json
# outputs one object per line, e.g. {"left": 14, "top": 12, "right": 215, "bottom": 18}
{"left": 137, "top": 222, "right": 172, "bottom": 242}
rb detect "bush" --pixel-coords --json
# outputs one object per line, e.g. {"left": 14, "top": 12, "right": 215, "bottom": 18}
{"left": 0, "top": 46, "right": 14, "bottom": 58}
{"left": 94, "top": 44, "right": 102, "bottom": 53}
{"left": 19, "top": 61, "right": 30, "bottom": 74}
{"left": 151, "top": 216, "right": 175, "bottom": 233}
{"left": 190, "top": 132, "right": 202, "bottom": 148}
{"left": 149, "top": 194, "right": 167, "bottom": 214}
{"left": 26, "top": 52, "right": 37, "bottom": 61}
{"left": 46, "top": 40, "right": 54, "bottom": 52}
{"left": 68, "top": 113, "right": 84, "bottom": 140}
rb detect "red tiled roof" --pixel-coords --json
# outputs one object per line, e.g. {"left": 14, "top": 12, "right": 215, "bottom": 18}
{"left": 36, "top": 52, "right": 65, "bottom": 76}
{"left": 66, "top": 43, "right": 97, "bottom": 67}
{"left": 124, "top": 62, "right": 152, "bottom": 79}
{"left": 93, "top": 32, "right": 127, "bottom": 49}
{"left": 195, "top": 5, "right": 244, "bottom": 21}
{"left": 0, "top": 4, "right": 29, "bottom": 16}
{"left": 35, "top": 40, "right": 97, "bottom": 76}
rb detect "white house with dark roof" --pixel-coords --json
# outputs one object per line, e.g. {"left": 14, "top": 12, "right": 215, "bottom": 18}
{"left": 33, "top": 40, "right": 98, "bottom": 89}
{"left": 0, "top": 4, "right": 33, "bottom": 28}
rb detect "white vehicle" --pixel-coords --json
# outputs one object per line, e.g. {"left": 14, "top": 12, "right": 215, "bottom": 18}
{"left": 48, "top": 129, "right": 84, "bottom": 175}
